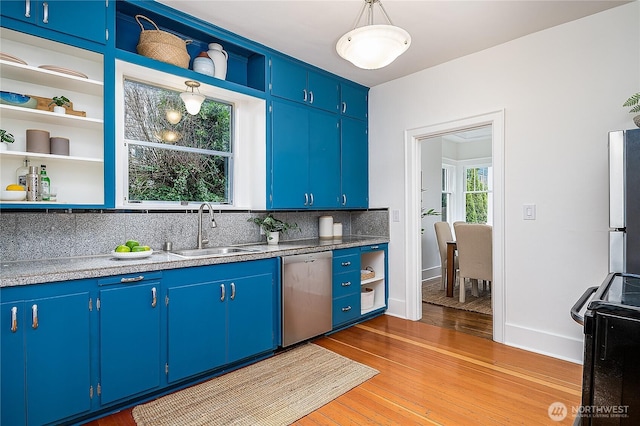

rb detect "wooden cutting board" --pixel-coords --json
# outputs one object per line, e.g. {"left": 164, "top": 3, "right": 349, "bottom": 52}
{"left": 28, "top": 95, "right": 87, "bottom": 117}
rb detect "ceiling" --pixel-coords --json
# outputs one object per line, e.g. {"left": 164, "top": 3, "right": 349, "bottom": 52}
{"left": 158, "top": 1, "right": 628, "bottom": 88}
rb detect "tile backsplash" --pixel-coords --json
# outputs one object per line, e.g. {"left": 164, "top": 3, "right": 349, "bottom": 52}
{"left": 0, "top": 209, "right": 388, "bottom": 261}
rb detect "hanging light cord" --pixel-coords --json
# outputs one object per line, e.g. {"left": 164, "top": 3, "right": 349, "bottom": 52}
{"left": 350, "top": 0, "right": 394, "bottom": 30}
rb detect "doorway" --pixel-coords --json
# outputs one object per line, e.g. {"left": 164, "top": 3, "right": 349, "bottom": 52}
{"left": 403, "top": 111, "right": 505, "bottom": 343}
{"left": 420, "top": 126, "right": 493, "bottom": 336}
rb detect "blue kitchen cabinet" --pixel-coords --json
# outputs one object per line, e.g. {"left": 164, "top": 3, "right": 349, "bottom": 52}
{"left": 340, "top": 83, "right": 368, "bottom": 121}
{"left": 98, "top": 274, "right": 162, "bottom": 405}
{"left": 0, "top": 290, "right": 92, "bottom": 426}
{"left": 331, "top": 249, "right": 361, "bottom": 328}
{"left": 164, "top": 259, "right": 278, "bottom": 383}
{"left": 271, "top": 55, "right": 339, "bottom": 113}
{"left": 0, "top": 0, "right": 107, "bottom": 48}
{"left": 340, "top": 118, "right": 369, "bottom": 208}
{"left": 270, "top": 99, "right": 341, "bottom": 209}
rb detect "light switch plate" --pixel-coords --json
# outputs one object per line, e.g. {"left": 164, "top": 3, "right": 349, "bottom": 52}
{"left": 523, "top": 204, "right": 536, "bottom": 220}
{"left": 392, "top": 210, "right": 400, "bottom": 222}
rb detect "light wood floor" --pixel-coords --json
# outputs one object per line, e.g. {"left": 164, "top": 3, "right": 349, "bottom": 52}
{"left": 86, "top": 315, "right": 582, "bottom": 426}
{"left": 420, "top": 302, "right": 493, "bottom": 340}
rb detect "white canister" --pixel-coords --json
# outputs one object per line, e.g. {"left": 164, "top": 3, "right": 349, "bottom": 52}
{"left": 193, "top": 51, "right": 215, "bottom": 77}
{"left": 333, "top": 222, "right": 343, "bottom": 238}
{"left": 319, "top": 216, "right": 334, "bottom": 239}
{"left": 207, "top": 43, "right": 228, "bottom": 80}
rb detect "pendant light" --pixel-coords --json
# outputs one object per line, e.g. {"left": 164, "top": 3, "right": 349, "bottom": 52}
{"left": 336, "top": 0, "right": 411, "bottom": 70}
{"left": 180, "top": 80, "right": 205, "bottom": 115}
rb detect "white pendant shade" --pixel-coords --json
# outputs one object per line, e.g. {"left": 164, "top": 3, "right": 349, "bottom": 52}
{"left": 336, "top": 24, "right": 411, "bottom": 70}
{"left": 180, "top": 91, "right": 205, "bottom": 115}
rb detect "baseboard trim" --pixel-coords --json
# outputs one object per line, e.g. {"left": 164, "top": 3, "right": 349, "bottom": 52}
{"left": 504, "top": 322, "right": 584, "bottom": 364}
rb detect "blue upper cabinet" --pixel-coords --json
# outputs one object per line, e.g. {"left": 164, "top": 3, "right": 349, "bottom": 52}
{"left": 341, "top": 118, "right": 369, "bottom": 208}
{"left": 340, "top": 83, "right": 368, "bottom": 121}
{"left": 270, "top": 55, "right": 339, "bottom": 113}
{"left": 0, "top": 0, "right": 108, "bottom": 51}
{"left": 270, "top": 100, "right": 341, "bottom": 209}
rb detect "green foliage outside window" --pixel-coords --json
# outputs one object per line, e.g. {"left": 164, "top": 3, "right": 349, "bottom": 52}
{"left": 465, "top": 167, "right": 488, "bottom": 223}
{"left": 124, "top": 80, "right": 232, "bottom": 204}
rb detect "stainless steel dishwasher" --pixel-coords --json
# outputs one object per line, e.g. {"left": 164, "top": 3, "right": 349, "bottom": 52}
{"left": 281, "top": 251, "right": 333, "bottom": 347}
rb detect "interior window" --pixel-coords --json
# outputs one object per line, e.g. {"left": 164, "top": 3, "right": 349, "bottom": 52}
{"left": 441, "top": 165, "right": 455, "bottom": 222}
{"left": 123, "top": 79, "right": 233, "bottom": 205}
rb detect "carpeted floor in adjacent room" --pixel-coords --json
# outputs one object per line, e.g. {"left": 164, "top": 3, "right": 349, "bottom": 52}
{"left": 422, "top": 277, "right": 492, "bottom": 315}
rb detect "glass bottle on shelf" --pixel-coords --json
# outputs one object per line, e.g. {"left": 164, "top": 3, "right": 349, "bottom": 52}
{"left": 16, "top": 159, "right": 31, "bottom": 190}
{"left": 39, "top": 165, "right": 51, "bottom": 201}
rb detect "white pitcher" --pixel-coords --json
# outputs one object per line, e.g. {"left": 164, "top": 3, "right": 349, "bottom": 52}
{"left": 207, "top": 43, "right": 228, "bottom": 80}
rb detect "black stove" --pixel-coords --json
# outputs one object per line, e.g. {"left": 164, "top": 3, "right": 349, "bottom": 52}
{"left": 572, "top": 273, "right": 640, "bottom": 425}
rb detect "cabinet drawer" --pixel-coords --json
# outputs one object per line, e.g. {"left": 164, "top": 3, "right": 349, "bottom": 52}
{"left": 97, "top": 271, "right": 162, "bottom": 286}
{"left": 333, "top": 270, "right": 360, "bottom": 299}
{"left": 332, "top": 293, "right": 360, "bottom": 327}
{"left": 332, "top": 253, "right": 359, "bottom": 273}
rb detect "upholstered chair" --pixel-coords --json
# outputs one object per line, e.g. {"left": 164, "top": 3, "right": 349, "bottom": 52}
{"left": 453, "top": 223, "right": 492, "bottom": 303}
{"left": 434, "top": 222, "right": 458, "bottom": 290}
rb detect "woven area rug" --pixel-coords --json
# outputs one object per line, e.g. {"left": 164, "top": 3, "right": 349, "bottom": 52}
{"left": 132, "top": 343, "right": 378, "bottom": 426}
{"left": 422, "top": 277, "right": 492, "bottom": 315}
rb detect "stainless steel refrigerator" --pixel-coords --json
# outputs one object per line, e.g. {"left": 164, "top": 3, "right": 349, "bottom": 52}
{"left": 609, "top": 128, "right": 640, "bottom": 273}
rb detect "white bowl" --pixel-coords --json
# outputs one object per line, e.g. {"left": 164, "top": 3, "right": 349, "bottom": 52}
{"left": 1, "top": 190, "right": 26, "bottom": 201}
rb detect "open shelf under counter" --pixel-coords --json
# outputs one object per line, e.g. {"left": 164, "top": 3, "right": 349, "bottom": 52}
{"left": 0, "top": 150, "right": 103, "bottom": 164}
{"left": 0, "top": 105, "right": 103, "bottom": 130}
{"left": 0, "top": 60, "right": 104, "bottom": 97}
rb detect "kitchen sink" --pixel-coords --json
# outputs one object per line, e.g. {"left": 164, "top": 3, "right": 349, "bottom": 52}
{"left": 169, "top": 247, "right": 258, "bottom": 258}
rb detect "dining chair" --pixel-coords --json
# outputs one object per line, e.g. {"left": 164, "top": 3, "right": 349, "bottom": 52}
{"left": 453, "top": 222, "right": 492, "bottom": 303}
{"left": 434, "top": 222, "right": 457, "bottom": 290}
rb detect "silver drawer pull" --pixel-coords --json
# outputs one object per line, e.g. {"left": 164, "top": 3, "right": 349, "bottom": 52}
{"left": 220, "top": 284, "right": 226, "bottom": 301}
{"left": 25, "top": 0, "right": 31, "bottom": 17}
{"left": 121, "top": 275, "right": 144, "bottom": 283}
{"left": 10, "top": 306, "right": 18, "bottom": 333}
{"left": 303, "top": 89, "right": 308, "bottom": 102}
{"left": 151, "top": 287, "right": 157, "bottom": 308}
{"left": 42, "top": 2, "right": 48, "bottom": 24}
{"left": 304, "top": 193, "right": 309, "bottom": 206}
{"left": 342, "top": 101, "right": 347, "bottom": 114}
{"left": 31, "top": 304, "right": 38, "bottom": 329}
{"left": 370, "top": 245, "right": 379, "bottom": 250}
{"left": 230, "top": 283, "right": 236, "bottom": 300}
{"left": 341, "top": 261, "right": 351, "bottom": 267}
{"left": 309, "top": 91, "right": 314, "bottom": 104}
{"left": 341, "top": 281, "right": 351, "bottom": 287}
{"left": 342, "top": 306, "right": 352, "bottom": 312}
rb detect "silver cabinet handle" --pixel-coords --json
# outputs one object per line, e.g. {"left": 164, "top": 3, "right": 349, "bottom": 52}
{"left": 31, "top": 304, "right": 38, "bottom": 329}
{"left": 304, "top": 193, "right": 309, "bottom": 206}
{"left": 10, "top": 307, "right": 18, "bottom": 333}
{"left": 230, "top": 282, "right": 236, "bottom": 300}
{"left": 341, "top": 281, "right": 351, "bottom": 287}
{"left": 25, "top": 0, "right": 31, "bottom": 17}
{"left": 342, "top": 101, "right": 347, "bottom": 114}
{"left": 309, "top": 91, "right": 314, "bottom": 104}
{"left": 220, "top": 284, "right": 225, "bottom": 301}
{"left": 151, "top": 287, "right": 157, "bottom": 308}
{"left": 370, "top": 245, "right": 379, "bottom": 250}
{"left": 341, "top": 261, "right": 351, "bottom": 267}
{"left": 342, "top": 306, "right": 352, "bottom": 312}
{"left": 342, "top": 194, "right": 347, "bottom": 206}
{"left": 42, "top": 2, "right": 48, "bottom": 24}
{"left": 303, "top": 89, "right": 308, "bottom": 102}
{"left": 121, "top": 276, "right": 144, "bottom": 283}
{"left": 309, "top": 193, "right": 314, "bottom": 206}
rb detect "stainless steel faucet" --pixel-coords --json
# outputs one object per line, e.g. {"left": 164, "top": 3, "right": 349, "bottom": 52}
{"left": 197, "top": 203, "right": 217, "bottom": 248}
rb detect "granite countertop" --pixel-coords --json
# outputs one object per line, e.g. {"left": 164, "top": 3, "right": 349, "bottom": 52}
{"left": 0, "top": 236, "right": 389, "bottom": 288}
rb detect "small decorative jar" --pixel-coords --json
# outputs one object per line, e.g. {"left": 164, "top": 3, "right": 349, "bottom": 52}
{"left": 193, "top": 51, "right": 214, "bottom": 77}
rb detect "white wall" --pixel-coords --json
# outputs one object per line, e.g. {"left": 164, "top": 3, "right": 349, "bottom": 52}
{"left": 420, "top": 136, "right": 442, "bottom": 278}
{"left": 369, "top": 2, "right": 640, "bottom": 362}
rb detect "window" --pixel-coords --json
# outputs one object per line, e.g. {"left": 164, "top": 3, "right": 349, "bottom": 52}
{"left": 123, "top": 79, "right": 233, "bottom": 205}
{"left": 464, "top": 165, "right": 492, "bottom": 223}
{"left": 441, "top": 165, "right": 455, "bottom": 222}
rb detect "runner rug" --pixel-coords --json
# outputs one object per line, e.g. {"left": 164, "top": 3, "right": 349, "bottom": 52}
{"left": 132, "top": 343, "right": 378, "bottom": 426}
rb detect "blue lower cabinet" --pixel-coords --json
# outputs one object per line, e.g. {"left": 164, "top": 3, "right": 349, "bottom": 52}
{"left": 98, "top": 280, "right": 162, "bottom": 405}
{"left": 164, "top": 259, "right": 278, "bottom": 383}
{"left": 1, "top": 291, "right": 92, "bottom": 426}
{"left": 166, "top": 281, "right": 226, "bottom": 383}
{"left": 332, "top": 293, "right": 361, "bottom": 327}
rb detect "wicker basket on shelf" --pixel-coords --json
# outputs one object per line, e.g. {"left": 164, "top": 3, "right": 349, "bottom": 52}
{"left": 361, "top": 266, "right": 375, "bottom": 281}
{"left": 135, "top": 15, "right": 191, "bottom": 68}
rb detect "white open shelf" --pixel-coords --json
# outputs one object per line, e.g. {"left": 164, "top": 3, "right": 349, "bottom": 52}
{"left": 0, "top": 60, "right": 103, "bottom": 96}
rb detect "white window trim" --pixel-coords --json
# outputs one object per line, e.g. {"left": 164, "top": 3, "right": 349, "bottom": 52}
{"left": 114, "top": 60, "right": 266, "bottom": 210}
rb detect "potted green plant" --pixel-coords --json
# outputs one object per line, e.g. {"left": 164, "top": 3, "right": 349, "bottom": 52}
{"left": 248, "top": 213, "right": 299, "bottom": 244}
{"left": 49, "top": 96, "right": 71, "bottom": 114}
{"left": 623, "top": 92, "right": 640, "bottom": 128}
{"left": 0, "top": 129, "right": 14, "bottom": 152}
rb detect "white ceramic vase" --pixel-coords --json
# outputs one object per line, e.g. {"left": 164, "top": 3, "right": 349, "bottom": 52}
{"left": 266, "top": 231, "right": 280, "bottom": 245}
{"left": 53, "top": 106, "right": 66, "bottom": 114}
{"left": 207, "top": 43, "right": 228, "bottom": 80}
